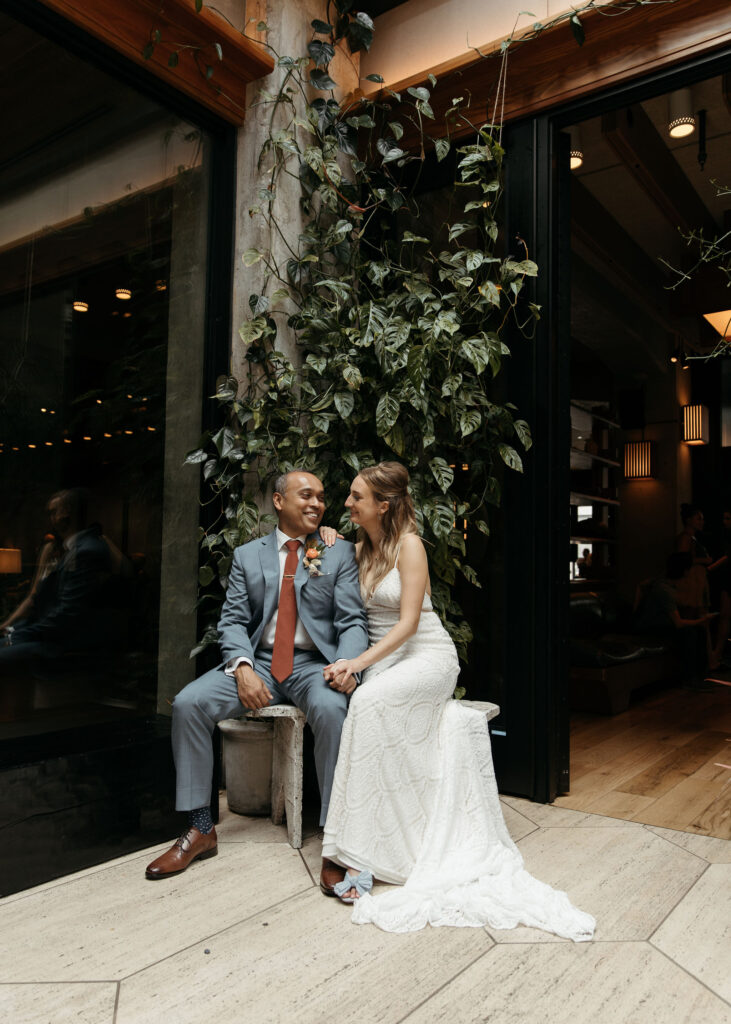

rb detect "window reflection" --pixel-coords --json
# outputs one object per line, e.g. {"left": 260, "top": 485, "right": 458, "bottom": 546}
{"left": 0, "top": 13, "right": 210, "bottom": 736}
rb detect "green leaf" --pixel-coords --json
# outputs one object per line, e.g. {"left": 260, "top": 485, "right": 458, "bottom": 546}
{"left": 243, "top": 248, "right": 263, "bottom": 266}
{"left": 214, "top": 42, "right": 223, "bottom": 60}
{"left": 198, "top": 565, "right": 214, "bottom": 586}
{"left": 441, "top": 373, "right": 462, "bottom": 396}
{"left": 168, "top": 51, "right": 179, "bottom": 67}
{"left": 514, "top": 418, "right": 533, "bottom": 451}
{"left": 334, "top": 392, "right": 355, "bottom": 419}
{"left": 205, "top": 65, "right": 214, "bottom": 80}
{"left": 498, "top": 443, "right": 523, "bottom": 472}
{"left": 407, "top": 86, "right": 430, "bottom": 102}
{"left": 376, "top": 393, "right": 400, "bottom": 434}
{"left": 343, "top": 364, "right": 363, "bottom": 389}
{"left": 570, "top": 13, "right": 585, "bottom": 46}
{"left": 248, "top": 294, "right": 269, "bottom": 315}
{"left": 429, "top": 499, "right": 455, "bottom": 539}
{"left": 388, "top": 121, "right": 404, "bottom": 141}
{"left": 402, "top": 231, "right": 429, "bottom": 244}
{"left": 459, "top": 409, "right": 481, "bottom": 437}
{"left": 434, "top": 137, "right": 450, "bottom": 162}
{"left": 308, "top": 40, "right": 335, "bottom": 67}
{"left": 153, "top": 29, "right": 161, "bottom": 43}
{"left": 311, "top": 19, "right": 333, "bottom": 33}
{"left": 448, "top": 222, "right": 471, "bottom": 241}
{"left": 459, "top": 337, "right": 490, "bottom": 374}
{"left": 195, "top": 0, "right": 203, "bottom": 11}
{"left": 429, "top": 457, "right": 454, "bottom": 494}
{"left": 310, "top": 69, "right": 337, "bottom": 90}
{"left": 366, "top": 73, "right": 384, "bottom": 83}
{"left": 142, "top": 41, "right": 154, "bottom": 60}
{"left": 185, "top": 449, "right": 208, "bottom": 464}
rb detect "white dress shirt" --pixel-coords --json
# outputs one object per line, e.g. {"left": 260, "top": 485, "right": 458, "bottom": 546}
{"left": 225, "top": 529, "right": 315, "bottom": 676}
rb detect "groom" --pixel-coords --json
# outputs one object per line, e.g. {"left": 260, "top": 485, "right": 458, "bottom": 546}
{"left": 145, "top": 470, "right": 368, "bottom": 885}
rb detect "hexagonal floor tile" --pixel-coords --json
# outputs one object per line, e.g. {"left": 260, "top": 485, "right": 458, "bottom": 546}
{"left": 652, "top": 863, "right": 731, "bottom": 1002}
{"left": 404, "top": 942, "right": 731, "bottom": 1024}
{"left": 516, "top": 825, "right": 706, "bottom": 940}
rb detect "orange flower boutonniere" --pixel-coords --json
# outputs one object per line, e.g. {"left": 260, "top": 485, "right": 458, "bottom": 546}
{"left": 303, "top": 536, "right": 326, "bottom": 577}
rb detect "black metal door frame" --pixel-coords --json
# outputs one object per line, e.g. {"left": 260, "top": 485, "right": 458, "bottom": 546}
{"left": 501, "top": 42, "right": 731, "bottom": 802}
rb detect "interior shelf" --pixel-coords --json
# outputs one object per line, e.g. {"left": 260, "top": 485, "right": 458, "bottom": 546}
{"left": 570, "top": 447, "right": 620, "bottom": 468}
{"left": 570, "top": 491, "right": 621, "bottom": 507}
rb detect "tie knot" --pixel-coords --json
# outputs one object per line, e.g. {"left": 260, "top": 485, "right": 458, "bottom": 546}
{"left": 285, "top": 540, "right": 301, "bottom": 553}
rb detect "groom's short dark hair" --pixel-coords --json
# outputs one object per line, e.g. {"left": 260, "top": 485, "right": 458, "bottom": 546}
{"left": 273, "top": 472, "right": 291, "bottom": 497}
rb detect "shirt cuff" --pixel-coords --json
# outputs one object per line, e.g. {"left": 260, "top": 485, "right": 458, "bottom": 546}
{"left": 225, "top": 656, "right": 253, "bottom": 676}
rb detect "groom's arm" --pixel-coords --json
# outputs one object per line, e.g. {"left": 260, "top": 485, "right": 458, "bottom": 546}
{"left": 331, "top": 543, "right": 368, "bottom": 662}
{"left": 217, "top": 546, "right": 257, "bottom": 666}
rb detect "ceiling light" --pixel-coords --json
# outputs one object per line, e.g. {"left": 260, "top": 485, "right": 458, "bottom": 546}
{"left": 703, "top": 310, "right": 731, "bottom": 339}
{"left": 668, "top": 88, "right": 695, "bottom": 138}
{"left": 155, "top": 280, "right": 167, "bottom": 292}
{"left": 73, "top": 300, "right": 89, "bottom": 312}
{"left": 669, "top": 347, "right": 681, "bottom": 364}
{"left": 569, "top": 126, "right": 583, "bottom": 170}
{"left": 116, "top": 288, "right": 132, "bottom": 300}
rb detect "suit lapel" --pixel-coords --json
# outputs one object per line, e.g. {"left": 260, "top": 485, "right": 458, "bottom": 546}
{"left": 259, "top": 532, "right": 280, "bottom": 625}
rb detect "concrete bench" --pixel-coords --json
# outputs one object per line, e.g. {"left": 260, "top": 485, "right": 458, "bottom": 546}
{"left": 220, "top": 699, "right": 500, "bottom": 851}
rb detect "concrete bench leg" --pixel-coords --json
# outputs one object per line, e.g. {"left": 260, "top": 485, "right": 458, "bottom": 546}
{"left": 270, "top": 715, "right": 304, "bottom": 849}
{"left": 246, "top": 705, "right": 306, "bottom": 850}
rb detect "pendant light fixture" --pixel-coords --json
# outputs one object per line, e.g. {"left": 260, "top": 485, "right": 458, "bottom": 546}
{"left": 667, "top": 88, "right": 695, "bottom": 138}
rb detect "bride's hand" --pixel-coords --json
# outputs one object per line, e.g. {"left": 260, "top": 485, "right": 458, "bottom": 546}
{"left": 324, "top": 660, "right": 358, "bottom": 694}
{"left": 318, "top": 526, "right": 343, "bottom": 547}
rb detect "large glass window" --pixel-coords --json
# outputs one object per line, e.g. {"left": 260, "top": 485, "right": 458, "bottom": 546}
{"left": 0, "top": 12, "right": 212, "bottom": 738}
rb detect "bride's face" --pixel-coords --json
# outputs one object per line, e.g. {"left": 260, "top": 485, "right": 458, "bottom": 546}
{"left": 345, "top": 475, "right": 387, "bottom": 532}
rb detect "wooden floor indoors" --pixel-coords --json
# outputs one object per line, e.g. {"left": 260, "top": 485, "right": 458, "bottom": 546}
{"left": 554, "top": 681, "right": 731, "bottom": 840}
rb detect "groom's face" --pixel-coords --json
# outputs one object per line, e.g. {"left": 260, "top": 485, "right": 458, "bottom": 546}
{"left": 273, "top": 472, "right": 326, "bottom": 537}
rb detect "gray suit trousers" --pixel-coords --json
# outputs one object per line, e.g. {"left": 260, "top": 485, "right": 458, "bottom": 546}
{"left": 172, "top": 647, "right": 348, "bottom": 826}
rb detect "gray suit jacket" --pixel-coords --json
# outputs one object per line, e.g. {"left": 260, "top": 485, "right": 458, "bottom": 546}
{"left": 217, "top": 530, "right": 368, "bottom": 668}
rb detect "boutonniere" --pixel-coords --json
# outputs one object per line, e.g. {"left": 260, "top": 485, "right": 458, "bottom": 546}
{"left": 303, "top": 535, "right": 326, "bottom": 577}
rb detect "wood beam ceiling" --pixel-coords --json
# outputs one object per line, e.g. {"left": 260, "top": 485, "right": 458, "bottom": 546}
{"left": 601, "top": 104, "right": 716, "bottom": 238}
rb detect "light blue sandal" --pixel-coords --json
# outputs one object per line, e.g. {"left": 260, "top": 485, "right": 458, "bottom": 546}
{"left": 333, "top": 869, "right": 374, "bottom": 904}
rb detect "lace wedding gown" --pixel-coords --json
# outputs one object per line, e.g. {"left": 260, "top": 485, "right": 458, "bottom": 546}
{"left": 322, "top": 567, "right": 595, "bottom": 940}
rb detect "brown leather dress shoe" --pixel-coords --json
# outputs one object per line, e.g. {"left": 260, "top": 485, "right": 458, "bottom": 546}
{"left": 320, "top": 856, "right": 346, "bottom": 897}
{"left": 145, "top": 827, "right": 218, "bottom": 880}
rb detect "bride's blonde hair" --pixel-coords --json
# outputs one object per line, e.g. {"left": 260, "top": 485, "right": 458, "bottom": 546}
{"left": 356, "top": 461, "right": 419, "bottom": 594}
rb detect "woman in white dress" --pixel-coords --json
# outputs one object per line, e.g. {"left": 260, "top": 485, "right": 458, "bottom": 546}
{"left": 321, "top": 461, "right": 595, "bottom": 939}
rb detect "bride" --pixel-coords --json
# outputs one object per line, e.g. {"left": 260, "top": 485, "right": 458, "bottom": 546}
{"left": 319, "top": 460, "right": 595, "bottom": 939}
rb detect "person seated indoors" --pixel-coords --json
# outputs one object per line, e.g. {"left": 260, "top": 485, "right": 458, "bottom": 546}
{"left": 635, "top": 552, "right": 716, "bottom": 691}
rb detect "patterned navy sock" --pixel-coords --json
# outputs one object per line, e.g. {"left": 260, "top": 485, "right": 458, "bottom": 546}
{"left": 189, "top": 806, "right": 214, "bottom": 834}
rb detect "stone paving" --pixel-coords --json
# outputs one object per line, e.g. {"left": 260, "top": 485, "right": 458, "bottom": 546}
{"left": 1, "top": 796, "right": 729, "bottom": 1024}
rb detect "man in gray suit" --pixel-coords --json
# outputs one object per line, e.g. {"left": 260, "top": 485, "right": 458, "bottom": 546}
{"left": 146, "top": 471, "right": 368, "bottom": 888}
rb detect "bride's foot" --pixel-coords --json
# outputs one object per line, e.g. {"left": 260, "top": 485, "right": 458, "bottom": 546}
{"left": 333, "top": 867, "right": 373, "bottom": 903}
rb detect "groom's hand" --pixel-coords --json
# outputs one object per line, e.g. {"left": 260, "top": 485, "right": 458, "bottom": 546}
{"left": 234, "top": 664, "right": 272, "bottom": 710}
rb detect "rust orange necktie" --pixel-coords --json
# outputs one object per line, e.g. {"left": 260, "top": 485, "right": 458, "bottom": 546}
{"left": 271, "top": 539, "right": 301, "bottom": 683}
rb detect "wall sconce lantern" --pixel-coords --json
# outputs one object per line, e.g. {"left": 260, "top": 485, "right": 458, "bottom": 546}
{"left": 72, "top": 300, "right": 89, "bottom": 312}
{"left": 668, "top": 88, "right": 695, "bottom": 138}
{"left": 115, "top": 288, "right": 132, "bottom": 300}
{"left": 682, "top": 404, "right": 709, "bottom": 445}
{"left": 0, "top": 548, "right": 22, "bottom": 573}
{"left": 624, "top": 441, "right": 654, "bottom": 479}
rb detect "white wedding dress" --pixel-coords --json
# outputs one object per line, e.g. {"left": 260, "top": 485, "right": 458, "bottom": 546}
{"left": 322, "top": 566, "right": 595, "bottom": 940}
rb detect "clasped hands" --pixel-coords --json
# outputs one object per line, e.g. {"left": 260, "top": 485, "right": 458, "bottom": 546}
{"left": 323, "top": 658, "right": 360, "bottom": 695}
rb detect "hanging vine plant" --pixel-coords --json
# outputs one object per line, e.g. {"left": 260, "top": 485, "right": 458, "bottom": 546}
{"left": 186, "top": 4, "right": 541, "bottom": 664}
